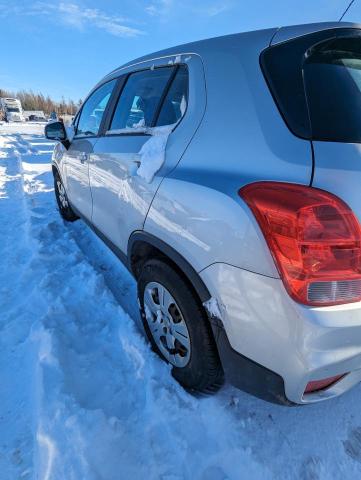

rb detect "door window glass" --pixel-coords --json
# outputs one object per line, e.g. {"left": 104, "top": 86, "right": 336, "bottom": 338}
{"left": 156, "top": 65, "right": 189, "bottom": 126}
{"left": 76, "top": 80, "right": 116, "bottom": 137}
{"left": 109, "top": 67, "right": 174, "bottom": 131}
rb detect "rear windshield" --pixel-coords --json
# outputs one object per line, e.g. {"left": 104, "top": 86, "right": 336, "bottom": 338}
{"left": 304, "top": 36, "right": 361, "bottom": 143}
{"left": 261, "top": 29, "right": 361, "bottom": 143}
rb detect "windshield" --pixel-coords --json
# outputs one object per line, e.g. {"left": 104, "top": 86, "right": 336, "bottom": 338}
{"left": 261, "top": 29, "right": 361, "bottom": 143}
{"left": 7, "top": 107, "right": 20, "bottom": 113}
{"left": 304, "top": 35, "right": 361, "bottom": 143}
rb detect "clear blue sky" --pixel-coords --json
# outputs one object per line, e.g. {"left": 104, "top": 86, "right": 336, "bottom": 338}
{"left": 1, "top": 0, "right": 360, "bottom": 102}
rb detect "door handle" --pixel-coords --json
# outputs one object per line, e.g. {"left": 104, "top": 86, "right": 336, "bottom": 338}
{"left": 79, "top": 153, "right": 88, "bottom": 164}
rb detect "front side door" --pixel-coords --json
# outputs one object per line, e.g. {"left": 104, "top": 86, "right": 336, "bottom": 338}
{"left": 89, "top": 59, "right": 201, "bottom": 254}
{"left": 64, "top": 79, "right": 117, "bottom": 220}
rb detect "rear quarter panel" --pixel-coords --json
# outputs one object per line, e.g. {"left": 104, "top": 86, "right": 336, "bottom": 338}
{"left": 312, "top": 141, "right": 361, "bottom": 222}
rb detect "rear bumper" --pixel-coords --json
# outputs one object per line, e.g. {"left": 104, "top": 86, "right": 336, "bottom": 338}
{"left": 208, "top": 314, "right": 292, "bottom": 405}
{"left": 200, "top": 263, "right": 361, "bottom": 404}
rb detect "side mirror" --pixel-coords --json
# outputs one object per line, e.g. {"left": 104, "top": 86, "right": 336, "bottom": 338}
{"left": 45, "top": 121, "right": 69, "bottom": 147}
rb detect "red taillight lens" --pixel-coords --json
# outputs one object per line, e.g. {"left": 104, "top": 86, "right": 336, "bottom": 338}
{"left": 239, "top": 182, "right": 361, "bottom": 306}
{"left": 304, "top": 374, "right": 346, "bottom": 394}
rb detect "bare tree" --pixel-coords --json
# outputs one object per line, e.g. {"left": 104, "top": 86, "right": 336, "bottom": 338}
{"left": 0, "top": 88, "right": 79, "bottom": 115}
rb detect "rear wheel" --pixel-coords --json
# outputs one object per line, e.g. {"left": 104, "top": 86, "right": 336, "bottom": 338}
{"left": 54, "top": 171, "right": 78, "bottom": 222}
{"left": 138, "top": 259, "right": 224, "bottom": 393}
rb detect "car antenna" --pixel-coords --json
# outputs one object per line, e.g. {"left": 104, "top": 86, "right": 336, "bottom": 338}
{"left": 339, "top": 0, "right": 356, "bottom": 21}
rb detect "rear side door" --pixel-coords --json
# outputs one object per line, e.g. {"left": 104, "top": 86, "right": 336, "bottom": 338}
{"left": 89, "top": 55, "right": 205, "bottom": 254}
{"left": 64, "top": 79, "right": 117, "bottom": 219}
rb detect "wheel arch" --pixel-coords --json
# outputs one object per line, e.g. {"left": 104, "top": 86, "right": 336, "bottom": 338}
{"left": 52, "top": 163, "right": 63, "bottom": 182}
{"left": 128, "top": 231, "right": 211, "bottom": 304}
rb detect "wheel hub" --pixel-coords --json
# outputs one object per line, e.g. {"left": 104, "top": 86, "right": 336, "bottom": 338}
{"left": 57, "top": 180, "right": 68, "bottom": 208}
{"left": 143, "top": 282, "right": 191, "bottom": 367}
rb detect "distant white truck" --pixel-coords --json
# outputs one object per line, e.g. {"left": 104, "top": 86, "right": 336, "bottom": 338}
{"left": 0, "top": 98, "right": 25, "bottom": 122}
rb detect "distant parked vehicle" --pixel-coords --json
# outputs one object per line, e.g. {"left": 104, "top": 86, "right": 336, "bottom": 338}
{"left": 0, "top": 98, "right": 25, "bottom": 122}
{"left": 23, "top": 110, "right": 46, "bottom": 122}
{"left": 28, "top": 114, "right": 47, "bottom": 122}
{"left": 46, "top": 21, "right": 361, "bottom": 405}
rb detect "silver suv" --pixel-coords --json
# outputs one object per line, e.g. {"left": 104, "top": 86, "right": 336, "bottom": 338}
{"left": 46, "top": 21, "right": 361, "bottom": 405}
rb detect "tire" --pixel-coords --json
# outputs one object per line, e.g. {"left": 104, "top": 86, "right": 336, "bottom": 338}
{"left": 54, "top": 171, "right": 78, "bottom": 222}
{"left": 138, "top": 258, "right": 224, "bottom": 393}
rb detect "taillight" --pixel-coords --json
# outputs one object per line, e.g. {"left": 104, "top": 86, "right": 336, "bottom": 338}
{"left": 239, "top": 182, "right": 361, "bottom": 306}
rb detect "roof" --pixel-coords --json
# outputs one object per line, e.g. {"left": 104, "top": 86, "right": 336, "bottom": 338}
{"left": 108, "top": 21, "right": 359, "bottom": 78}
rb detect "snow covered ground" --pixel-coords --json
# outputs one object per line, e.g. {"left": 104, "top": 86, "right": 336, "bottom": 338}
{"left": 2, "top": 123, "right": 361, "bottom": 480}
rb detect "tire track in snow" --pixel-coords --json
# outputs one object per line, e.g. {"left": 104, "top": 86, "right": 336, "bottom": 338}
{"left": 0, "top": 133, "right": 39, "bottom": 480}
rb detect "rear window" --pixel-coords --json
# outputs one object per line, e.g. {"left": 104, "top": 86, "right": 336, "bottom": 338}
{"left": 261, "top": 28, "right": 361, "bottom": 143}
{"left": 304, "top": 36, "right": 361, "bottom": 143}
